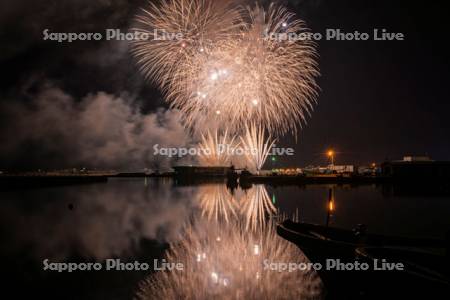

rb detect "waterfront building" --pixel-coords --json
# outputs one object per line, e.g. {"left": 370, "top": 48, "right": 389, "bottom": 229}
{"left": 382, "top": 156, "right": 450, "bottom": 180}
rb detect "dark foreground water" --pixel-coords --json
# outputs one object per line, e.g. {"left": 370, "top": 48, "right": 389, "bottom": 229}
{"left": 1, "top": 178, "right": 450, "bottom": 299}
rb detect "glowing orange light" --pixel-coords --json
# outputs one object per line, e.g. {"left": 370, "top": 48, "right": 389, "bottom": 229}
{"left": 329, "top": 201, "right": 334, "bottom": 212}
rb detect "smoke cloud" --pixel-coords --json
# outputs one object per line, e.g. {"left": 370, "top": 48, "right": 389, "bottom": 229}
{"left": 0, "top": 83, "right": 192, "bottom": 171}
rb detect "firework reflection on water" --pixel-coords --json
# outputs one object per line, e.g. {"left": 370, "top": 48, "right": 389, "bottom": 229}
{"left": 137, "top": 184, "right": 324, "bottom": 299}
{"left": 197, "top": 184, "right": 276, "bottom": 232}
{"left": 240, "top": 185, "right": 277, "bottom": 232}
{"left": 137, "top": 220, "right": 323, "bottom": 299}
{"left": 198, "top": 184, "right": 238, "bottom": 224}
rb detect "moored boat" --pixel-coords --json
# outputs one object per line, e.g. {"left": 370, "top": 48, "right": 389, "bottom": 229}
{"left": 277, "top": 219, "right": 450, "bottom": 297}
{"left": 277, "top": 219, "right": 448, "bottom": 262}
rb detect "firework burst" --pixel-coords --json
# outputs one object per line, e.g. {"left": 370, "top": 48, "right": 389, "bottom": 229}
{"left": 132, "top": 1, "right": 319, "bottom": 136}
{"left": 131, "top": 0, "right": 243, "bottom": 91}
{"left": 175, "top": 4, "right": 319, "bottom": 134}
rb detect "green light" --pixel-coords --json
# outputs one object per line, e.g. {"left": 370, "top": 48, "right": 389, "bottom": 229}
{"left": 272, "top": 194, "right": 276, "bottom": 204}
{"left": 271, "top": 156, "right": 276, "bottom": 162}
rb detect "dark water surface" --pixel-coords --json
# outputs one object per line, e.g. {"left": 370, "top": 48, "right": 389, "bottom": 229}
{"left": 1, "top": 178, "right": 449, "bottom": 299}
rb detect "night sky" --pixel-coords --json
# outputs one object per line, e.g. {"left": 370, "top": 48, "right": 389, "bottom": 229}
{"left": 1, "top": 0, "right": 449, "bottom": 170}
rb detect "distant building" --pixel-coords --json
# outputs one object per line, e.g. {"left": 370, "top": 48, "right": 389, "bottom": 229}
{"left": 358, "top": 166, "right": 380, "bottom": 176}
{"left": 329, "top": 165, "right": 356, "bottom": 174}
{"left": 301, "top": 165, "right": 356, "bottom": 175}
{"left": 271, "top": 168, "right": 302, "bottom": 176}
{"left": 302, "top": 166, "right": 328, "bottom": 174}
{"left": 173, "top": 166, "right": 232, "bottom": 177}
{"left": 402, "top": 156, "right": 433, "bottom": 162}
{"left": 382, "top": 156, "right": 450, "bottom": 180}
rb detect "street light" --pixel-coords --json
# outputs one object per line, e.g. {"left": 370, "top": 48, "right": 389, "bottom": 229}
{"left": 327, "top": 150, "right": 335, "bottom": 165}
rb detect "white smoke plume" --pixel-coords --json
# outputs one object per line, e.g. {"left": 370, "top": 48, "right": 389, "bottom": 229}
{"left": 0, "top": 83, "right": 193, "bottom": 171}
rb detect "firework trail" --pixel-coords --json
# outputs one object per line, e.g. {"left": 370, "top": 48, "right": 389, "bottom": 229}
{"left": 240, "top": 123, "right": 275, "bottom": 173}
{"left": 132, "top": 1, "right": 319, "bottom": 136}
{"left": 198, "top": 129, "right": 239, "bottom": 166}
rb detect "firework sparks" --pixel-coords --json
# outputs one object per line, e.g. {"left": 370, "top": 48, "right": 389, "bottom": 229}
{"left": 240, "top": 123, "right": 275, "bottom": 173}
{"left": 131, "top": 0, "right": 243, "bottom": 90}
{"left": 132, "top": 1, "right": 319, "bottom": 135}
{"left": 198, "top": 129, "right": 239, "bottom": 166}
{"left": 176, "top": 4, "right": 319, "bottom": 134}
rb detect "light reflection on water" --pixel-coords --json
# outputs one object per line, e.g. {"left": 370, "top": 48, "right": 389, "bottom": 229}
{"left": 138, "top": 220, "right": 323, "bottom": 299}
{"left": 137, "top": 183, "right": 323, "bottom": 299}
{"left": 1, "top": 178, "right": 450, "bottom": 299}
{"left": 197, "top": 184, "right": 277, "bottom": 230}
{"left": 1, "top": 178, "right": 197, "bottom": 260}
